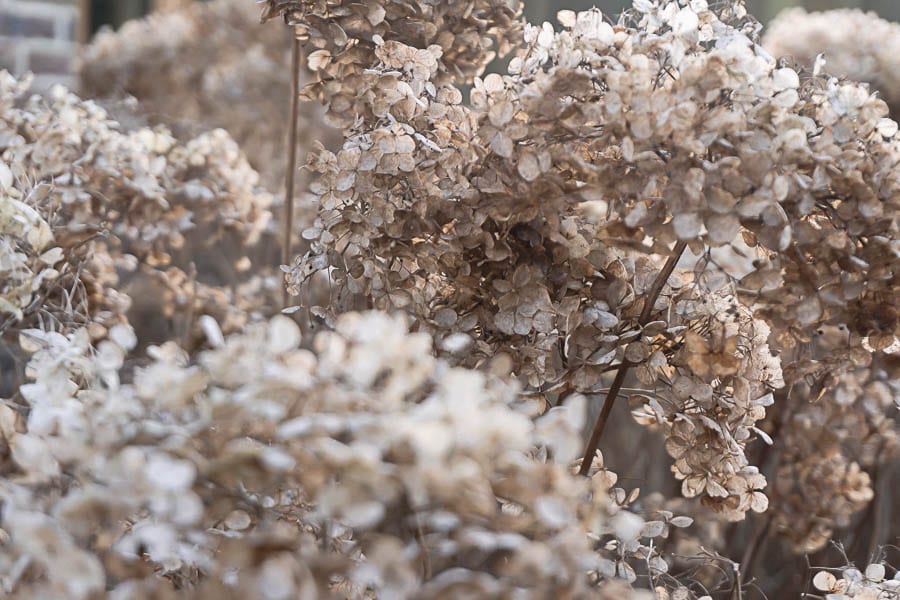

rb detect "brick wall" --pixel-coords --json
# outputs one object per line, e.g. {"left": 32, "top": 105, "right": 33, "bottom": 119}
{"left": 0, "top": 0, "right": 81, "bottom": 90}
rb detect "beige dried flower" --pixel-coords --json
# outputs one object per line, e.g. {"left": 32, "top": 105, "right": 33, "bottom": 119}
{"left": 1, "top": 1, "right": 898, "bottom": 597}
{"left": 0, "top": 312, "right": 622, "bottom": 598}
{"left": 764, "top": 8, "right": 900, "bottom": 115}
{"left": 79, "top": 0, "right": 336, "bottom": 192}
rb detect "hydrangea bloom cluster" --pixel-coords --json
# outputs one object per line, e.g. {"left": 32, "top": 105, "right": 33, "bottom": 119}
{"left": 265, "top": 0, "right": 899, "bottom": 520}
{"left": 813, "top": 564, "right": 900, "bottom": 600}
{"left": 772, "top": 360, "right": 899, "bottom": 553}
{"left": 0, "top": 0, "right": 897, "bottom": 597}
{"left": 631, "top": 292, "right": 782, "bottom": 520}
{"left": 0, "top": 72, "right": 276, "bottom": 354}
{"left": 79, "top": 0, "right": 334, "bottom": 192}
{"left": 0, "top": 311, "right": 659, "bottom": 599}
{"left": 260, "top": 0, "right": 899, "bottom": 588}
{"left": 1, "top": 74, "right": 271, "bottom": 267}
{"left": 764, "top": 7, "right": 900, "bottom": 115}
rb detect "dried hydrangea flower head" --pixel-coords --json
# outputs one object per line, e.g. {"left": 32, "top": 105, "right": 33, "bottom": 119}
{"left": 274, "top": 0, "right": 899, "bottom": 363}
{"left": 631, "top": 292, "right": 782, "bottom": 520}
{"left": 259, "top": 0, "right": 522, "bottom": 126}
{"left": 264, "top": 0, "right": 898, "bottom": 521}
{"left": 771, "top": 358, "right": 899, "bottom": 553}
{"left": 79, "top": 0, "right": 335, "bottom": 192}
{"left": 0, "top": 73, "right": 278, "bottom": 354}
{"left": 812, "top": 564, "right": 900, "bottom": 600}
{"left": 764, "top": 8, "right": 900, "bottom": 115}
{"left": 1, "top": 75, "right": 129, "bottom": 340}
{"left": 0, "top": 0, "right": 897, "bottom": 597}
{"left": 1, "top": 76, "right": 272, "bottom": 266}
{"left": 0, "top": 311, "right": 649, "bottom": 598}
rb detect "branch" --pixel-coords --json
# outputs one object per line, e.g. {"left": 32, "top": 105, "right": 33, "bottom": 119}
{"left": 282, "top": 35, "right": 302, "bottom": 308}
{"left": 578, "top": 240, "right": 687, "bottom": 477}
{"left": 735, "top": 515, "right": 772, "bottom": 597}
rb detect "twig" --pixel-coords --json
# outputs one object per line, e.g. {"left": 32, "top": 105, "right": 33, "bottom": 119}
{"left": 733, "top": 561, "right": 743, "bottom": 600}
{"left": 639, "top": 241, "right": 688, "bottom": 325}
{"left": 579, "top": 240, "right": 687, "bottom": 476}
{"left": 865, "top": 456, "right": 890, "bottom": 562}
{"left": 281, "top": 34, "right": 302, "bottom": 308}
{"left": 736, "top": 515, "right": 772, "bottom": 598}
{"left": 181, "top": 262, "right": 198, "bottom": 350}
{"left": 414, "top": 511, "right": 432, "bottom": 581}
{"left": 579, "top": 365, "right": 630, "bottom": 476}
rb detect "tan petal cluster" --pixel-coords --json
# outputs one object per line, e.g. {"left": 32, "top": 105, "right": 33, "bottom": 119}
{"left": 79, "top": 0, "right": 335, "bottom": 192}
{"left": 259, "top": 0, "right": 521, "bottom": 126}
{"left": 1, "top": 1, "right": 897, "bottom": 597}
{"left": 0, "top": 73, "right": 282, "bottom": 367}
{"left": 0, "top": 312, "right": 636, "bottom": 598}
{"left": 631, "top": 292, "right": 782, "bottom": 521}
{"left": 772, "top": 360, "right": 899, "bottom": 553}
{"left": 764, "top": 8, "right": 900, "bottom": 115}
{"left": 812, "top": 564, "right": 900, "bottom": 600}
{"left": 1, "top": 75, "right": 129, "bottom": 339}
{"left": 1, "top": 76, "right": 272, "bottom": 267}
{"left": 267, "top": 0, "right": 898, "bottom": 534}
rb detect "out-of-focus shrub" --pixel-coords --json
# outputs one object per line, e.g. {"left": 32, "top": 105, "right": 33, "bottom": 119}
{"left": 764, "top": 8, "right": 900, "bottom": 115}
{"left": 79, "top": 0, "right": 335, "bottom": 192}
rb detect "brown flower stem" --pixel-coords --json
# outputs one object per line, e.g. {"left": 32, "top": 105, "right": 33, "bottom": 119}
{"left": 868, "top": 460, "right": 893, "bottom": 561}
{"left": 181, "top": 262, "right": 197, "bottom": 350}
{"left": 639, "top": 240, "right": 688, "bottom": 325}
{"left": 282, "top": 35, "right": 301, "bottom": 308}
{"left": 579, "top": 240, "right": 687, "bottom": 476}
{"left": 735, "top": 514, "right": 772, "bottom": 597}
{"left": 578, "top": 364, "right": 630, "bottom": 476}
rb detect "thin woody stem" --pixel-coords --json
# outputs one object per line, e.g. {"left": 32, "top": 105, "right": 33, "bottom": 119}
{"left": 578, "top": 364, "right": 629, "bottom": 476}
{"left": 282, "top": 35, "right": 302, "bottom": 308}
{"left": 735, "top": 514, "right": 771, "bottom": 597}
{"left": 578, "top": 240, "right": 688, "bottom": 477}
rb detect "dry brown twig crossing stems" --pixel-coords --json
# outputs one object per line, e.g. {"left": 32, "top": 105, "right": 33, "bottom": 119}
{"left": 578, "top": 240, "right": 688, "bottom": 476}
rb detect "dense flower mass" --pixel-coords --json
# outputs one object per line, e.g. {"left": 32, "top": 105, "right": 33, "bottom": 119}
{"left": 0, "top": 0, "right": 897, "bottom": 597}
{"left": 763, "top": 7, "right": 900, "bottom": 115}
{"left": 0, "top": 311, "right": 652, "bottom": 599}
{"left": 282, "top": 0, "right": 899, "bottom": 364}
{"left": 79, "top": 0, "right": 335, "bottom": 192}
{"left": 0, "top": 72, "right": 277, "bottom": 354}
{"left": 772, "top": 358, "right": 899, "bottom": 553}
{"left": 268, "top": 0, "right": 896, "bottom": 519}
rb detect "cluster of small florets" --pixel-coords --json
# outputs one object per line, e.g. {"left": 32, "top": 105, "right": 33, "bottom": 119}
{"left": 266, "top": 0, "right": 896, "bottom": 521}
{"left": 259, "top": 0, "right": 522, "bottom": 127}
{"left": 772, "top": 360, "right": 899, "bottom": 553}
{"left": 1, "top": 0, "right": 898, "bottom": 597}
{"left": 812, "top": 564, "right": 900, "bottom": 600}
{"left": 764, "top": 7, "right": 900, "bottom": 115}
{"left": 1, "top": 75, "right": 271, "bottom": 265}
{"left": 510, "top": 2, "right": 899, "bottom": 364}
{"left": 0, "top": 310, "right": 655, "bottom": 599}
{"left": 1, "top": 74, "right": 127, "bottom": 338}
{"left": 0, "top": 72, "right": 278, "bottom": 356}
{"left": 631, "top": 292, "right": 783, "bottom": 520}
{"left": 262, "top": 1, "right": 899, "bottom": 591}
{"left": 79, "top": 0, "right": 331, "bottom": 191}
